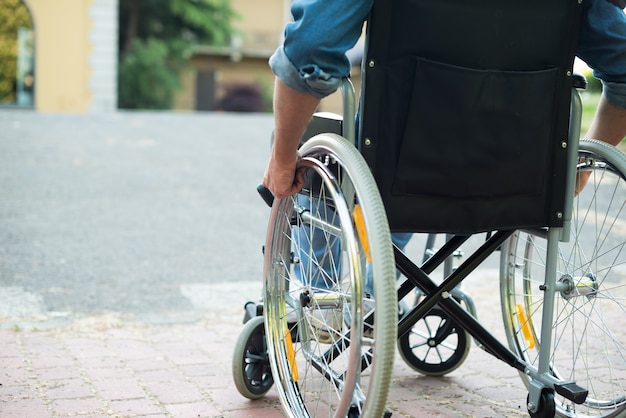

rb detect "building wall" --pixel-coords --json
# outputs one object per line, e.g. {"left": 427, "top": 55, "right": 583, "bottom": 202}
{"left": 23, "top": 0, "right": 117, "bottom": 112}
{"left": 174, "top": 0, "right": 284, "bottom": 112}
{"left": 88, "top": 0, "right": 118, "bottom": 112}
{"left": 230, "top": 0, "right": 284, "bottom": 53}
{"left": 174, "top": 0, "right": 353, "bottom": 114}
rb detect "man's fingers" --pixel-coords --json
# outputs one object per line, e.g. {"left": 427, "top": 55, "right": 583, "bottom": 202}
{"left": 262, "top": 158, "right": 305, "bottom": 199}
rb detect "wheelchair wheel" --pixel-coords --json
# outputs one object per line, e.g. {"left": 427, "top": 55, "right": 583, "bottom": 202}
{"left": 263, "top": 134, "right": 397, "bottom": 418}
{"left": 397, "top": 307, "right": 470, "bottom": 376}
{"left": 500, "top": 139, "right": 626, "bottom": 417}
{"left": 232, "top": 316, "right": 274, "bottom": 400}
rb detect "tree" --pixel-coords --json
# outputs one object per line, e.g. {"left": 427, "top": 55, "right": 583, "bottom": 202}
{"left": 0, "top": 0, "right": 33, "bottom": 104}
{"left": 118, "top": 0, "right": 236, "bottom": 109}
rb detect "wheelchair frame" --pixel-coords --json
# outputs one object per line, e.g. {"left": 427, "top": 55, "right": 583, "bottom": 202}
{"left": 345, "top": 79, "right": 589, "bottom": 413}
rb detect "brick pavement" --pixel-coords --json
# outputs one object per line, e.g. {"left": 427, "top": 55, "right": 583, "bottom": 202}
{"left": 0, "top": 279, "right": 531, "bottom": 418}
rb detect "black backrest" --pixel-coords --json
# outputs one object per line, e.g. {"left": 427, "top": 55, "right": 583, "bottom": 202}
{"left": 359, "top": 0, "right": 583, "bottom": 233}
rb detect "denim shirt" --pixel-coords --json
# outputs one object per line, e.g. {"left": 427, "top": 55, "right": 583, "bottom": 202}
{"left": 271, "top": 0, "right": 626, "bottom": 108}
{"left": 578, "top": 0, "right": 626, "bottom": 108}
{"left": 269, "top": 0, "right": 372, "bottom": 99}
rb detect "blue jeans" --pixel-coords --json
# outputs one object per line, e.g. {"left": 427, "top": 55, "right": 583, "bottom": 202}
{"left": 293, "top": 195, "right": 411, "bottom": 296}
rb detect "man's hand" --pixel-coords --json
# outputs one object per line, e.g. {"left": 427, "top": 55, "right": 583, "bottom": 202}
{"left": 263, "top": 154, "right": 305, "bottom": 199}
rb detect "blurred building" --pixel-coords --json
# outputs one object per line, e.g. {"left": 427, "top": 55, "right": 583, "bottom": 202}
{"left": 174, "top": 0, "right": 360, "bottom": 114}
{"left": 7, "top": 0, "right": 354, "bottom": 113}
{"left": 5, "top": 0, "right": 118, "bottom": 112}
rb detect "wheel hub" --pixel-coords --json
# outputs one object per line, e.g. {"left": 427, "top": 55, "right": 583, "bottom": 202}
{"left": 558, "top": 273, "right": 598, "bottom": 300}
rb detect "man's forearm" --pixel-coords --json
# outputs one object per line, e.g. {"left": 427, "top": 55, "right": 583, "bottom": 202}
{"left": 263, "top": 78, "right": 322, "bottom": 199}
{"left": 272, "top": 78, "right": 321, "bottom": 163}
{"left": 586, "top": 93, "right": 626, "bottom": 146}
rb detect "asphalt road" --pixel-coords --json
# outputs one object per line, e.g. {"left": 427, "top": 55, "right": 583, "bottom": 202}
{"left": 0, "top": 111, "right": 274, "bottom": 327}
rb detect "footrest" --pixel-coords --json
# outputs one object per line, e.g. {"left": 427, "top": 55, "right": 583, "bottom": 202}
{"left": 555, "top": 382, "right": 588, "bottom": 404}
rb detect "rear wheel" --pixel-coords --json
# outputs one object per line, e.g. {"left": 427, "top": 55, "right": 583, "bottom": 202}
{"left": 501, "top": 139, "right": 626, "bottom": 417}
{"left": 232, "top": 316, "right": 273, "bottom": 399}
{"left": 263, "top": 134, "right": 397, "bottom": 418}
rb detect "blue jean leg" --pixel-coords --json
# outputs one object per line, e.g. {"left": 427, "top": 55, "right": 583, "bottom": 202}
{"left": 293, "top": 194, "right": 341, "bottom": 290}
{"left": 365, "top": 233, "right": 412, "bottom": 296}
{"left": 292, "top": 195, "right": 412, "bottom": 295}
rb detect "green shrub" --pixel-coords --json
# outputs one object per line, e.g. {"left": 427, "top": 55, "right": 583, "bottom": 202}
{"left": 118, "top": 39, "right": 182, "bottom": 109}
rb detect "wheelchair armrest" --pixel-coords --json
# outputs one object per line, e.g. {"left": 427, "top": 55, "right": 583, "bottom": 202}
{"left": 573, "top": 72, "right": 587, "bottom": 90}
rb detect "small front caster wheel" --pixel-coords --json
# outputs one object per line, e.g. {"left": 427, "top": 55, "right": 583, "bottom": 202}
{"left": 232, "top": 316, "right": 273, "bottom": 399}
{"left": 397, "top": 307, "right": 470, "bottom": 376}
{"left": 528, "top": 390, "right": 556, "bottom": 418}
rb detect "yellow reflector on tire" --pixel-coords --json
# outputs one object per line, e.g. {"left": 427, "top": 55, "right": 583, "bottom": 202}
{"left": 516, "top": 303, "right": 536, "bottom": 350}
{"left": 353, "top": 204, "right": 371, "bottom": 263}
{"left": 285, "top": 328, "right": 298, "bottom": 382}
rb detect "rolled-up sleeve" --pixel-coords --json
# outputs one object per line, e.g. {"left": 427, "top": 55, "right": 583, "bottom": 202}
{"left": 603, "top": 81, "right": 626, "bottom": 110}
{"left": 270, "top": 47, "right": 342, "bottom": 98}
{"left": 577, "top": 0, "right": 626, "bottom": 109}
{"left": 269, "top": 0, "right": 373, "bottom": 99}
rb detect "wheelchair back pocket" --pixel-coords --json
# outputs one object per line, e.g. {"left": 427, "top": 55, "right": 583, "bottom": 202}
{"left": 392, "top": 57, "right": 560, "bottom": 199}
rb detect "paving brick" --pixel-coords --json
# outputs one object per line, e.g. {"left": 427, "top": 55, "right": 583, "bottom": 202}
{"left": 108, "top": 398, "right": 163, "bottom": 416}
{"left": 51, "top": 397, "right": 106, "bottom": 415}
{"left": 44, "top": 378, "right": 94, "bottom": 400}
{"left": 178, "top": 363, "right": 216, "bottom": 378}
{"left": 0, "top": 342, "right": 21, "bottom": 358}
{"left": 64, "top": 338, "right": 113, "bottom": 358}
{"left": 125, "top": 357, "right": 172, "bottom": 372}
{"left": 35, "top": 365, "right": 83, "bottom": 381}
{"left": 92, "top": 378, "right": 147, "bottom": 400}
{"left": 189, "top": 374, "right": 231, "bottom": 391}
{"left": 29, "top": 355, "right": 75, "bottom": 369}
{"left": 392, "top": 398, "right": 461, "bottom": 417}
{"left": 1, "top": 384, "right": 40, "bottom": 401}
{"left": 228, "top": 405, "right": 284, "bottom": 417}
{"left": 153, "top": 342, "right": 211, "bottom": 366}
{"left": 475, "top": 384, "right": 526, "bottom": 404}
{"left": 20, "top": 335, "right": 65, "bottom": 357}
{"left": 135, "top": 368, "right": 186, "bottom": 384}
{"left": 144, "top": 380, "right": 205, "bottom": 404}
{"left": 78, "top": 355, "right": 125, "bottom": 370}
{"left": 210, "top": 387, "right": 264, "bottom": 412}
{"left": 0, "top": 398, "right": 49, "bottom": 418}
{"left": 107, "top": 339, "right": 163, "bottom": 360}
{"left": 163, "top": 401, "right": 222, "bottom": 416}
{"left": 83, "top": 366, "right": 135, "bottom": 381}
{"left": 0, "top": 364, "right": 33, "bottom": 384}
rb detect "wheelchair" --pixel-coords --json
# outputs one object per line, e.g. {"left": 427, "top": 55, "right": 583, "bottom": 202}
{"left": 232, "top": 0, "right": 626, "bottom": 416}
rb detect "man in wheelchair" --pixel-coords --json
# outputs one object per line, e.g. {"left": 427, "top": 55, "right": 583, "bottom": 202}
{"left": 248, "top": 1, "right": 626, "bottom": 417}
{"left": 263, "top": 0, "right": 625, "bottom": 199}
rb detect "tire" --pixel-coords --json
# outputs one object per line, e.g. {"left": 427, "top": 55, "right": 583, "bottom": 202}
{"left": 232, "top": 316, "right": 274, "bottom": 400}
{"left": 263, "top": 134, "right": 397, "bottom": 418}
{"left": 397, "top": 307, "right": 471, "bottom": 376}
{"left": 500, "top": 139, "right": 626, "bottom": 417}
